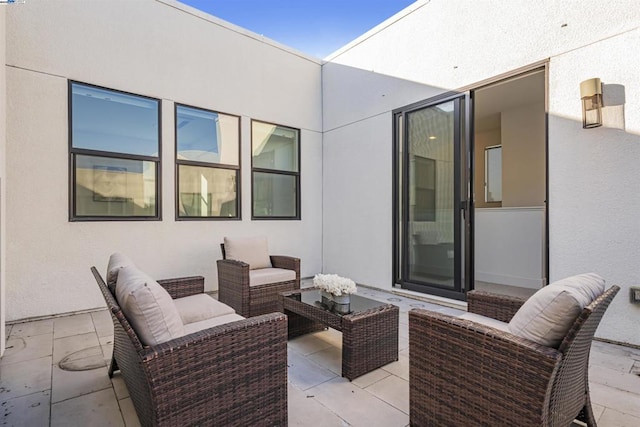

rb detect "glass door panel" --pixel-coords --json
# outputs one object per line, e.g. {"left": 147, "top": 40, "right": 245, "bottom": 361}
{"left": 395, "top": 93, "right": 470, "bottom": 300}
{"left": 406, "top": 100, "right": 456, "bottom": 288}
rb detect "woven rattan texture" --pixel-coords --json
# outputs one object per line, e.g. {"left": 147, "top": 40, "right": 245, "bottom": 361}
{"left": 466, "top": 290, "right": 526, "bottom": 322}
{"left": 281, "top": 289, "right": 399, "bottom": 380}
{"left": 409, "top": 285, "right": 619, "bottom": 427}
{"left": 217, "top": 243, "right": 300, "bottom": 317}
{"left": 92, "top": 266, "right": 288, "bottom": 426}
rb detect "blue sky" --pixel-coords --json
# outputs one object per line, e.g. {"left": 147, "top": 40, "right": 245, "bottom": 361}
{"left": 179, "top": 0, "right": 416, "bottom": 58}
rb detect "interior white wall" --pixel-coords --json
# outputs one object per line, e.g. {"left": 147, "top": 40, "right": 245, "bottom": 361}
{"left": 1, "top": 5, "right": 7, "bottom": 354}
{"left": 502, "top": 102, "right": 546, "bottom": 207}
{"left": 4, "top": 0, "right": 323, "bottom": 321}
{"left": 475, "top": 208, "right": 545, "bottom": 288}
{"left": 323, "top": 0, "right": 640, "bottom": 345}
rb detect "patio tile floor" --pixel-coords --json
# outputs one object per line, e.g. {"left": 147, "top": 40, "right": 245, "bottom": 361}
{"left": 2, "top": 284, "right": 639, "bottom": 426}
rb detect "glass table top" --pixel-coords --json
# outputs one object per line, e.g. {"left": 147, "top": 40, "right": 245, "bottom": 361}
{"left": 285, "top": 288, "right": 389, "bottom": 316}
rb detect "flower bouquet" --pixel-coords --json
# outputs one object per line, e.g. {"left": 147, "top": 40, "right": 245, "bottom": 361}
{"left": 313, "top": 273, "right": 357, "bottom": 296}
{"left": 313, "top": 274, "right": 356, "bottom": 314}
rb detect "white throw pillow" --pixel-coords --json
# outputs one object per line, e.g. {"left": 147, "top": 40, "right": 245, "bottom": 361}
{"left": 549, "top": 273, "right": 605, "bottom": 305}
{"left": 508, "top": 273, "right": 605, "bottom": 348}
{"left": 115, "top": 265, "right": 185, "bottom": 346}
{"left": 106, "top": 252, "right": 135, "bottom": 290}
{"left": 224, "top": 236, "right": 272, "bottom": 270}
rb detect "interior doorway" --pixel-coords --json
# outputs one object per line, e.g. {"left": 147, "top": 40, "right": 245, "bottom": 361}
{"left": 472, "top": 68, "right": 547, "bottom": 298}
{"left": 393, "top": 66, "right": 547, "bottom": 301}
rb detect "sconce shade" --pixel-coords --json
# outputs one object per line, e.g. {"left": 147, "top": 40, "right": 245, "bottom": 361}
{"left": 580, "top": 78, "right": 603, "bottom": 128}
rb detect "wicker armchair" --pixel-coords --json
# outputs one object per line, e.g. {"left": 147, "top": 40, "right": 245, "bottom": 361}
{"left": 409, "top": 285, "right": 619, "bottom": 427}
{"left": 91, "top": 267, "right": 288, "bottom": 427}
{"left": 217, "top": 241, "right": 300, "bottom": 317}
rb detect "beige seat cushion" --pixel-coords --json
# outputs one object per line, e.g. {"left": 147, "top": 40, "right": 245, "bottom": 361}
{"left": 173, "top": 294, "right": 236, "bottom": 325}
{"left": 184, "top": 313, "right": 246, "bottom": 335}
{"left": 459, "top": 312, "right": 510, "bottom": 332}
{"left": 106, "top": 252, "right": 135, "bottom": 291}
{"left": 116, "top": 265, "right": 185, "bottom": 346}
{"left": 224, "top": 236, "right": 272, "bottom": 270}
{"left": 508, "top": 273, "right": 605, "bottom": 348}
{"left": 249, "top": 268, "right": 296, "bottom": 287}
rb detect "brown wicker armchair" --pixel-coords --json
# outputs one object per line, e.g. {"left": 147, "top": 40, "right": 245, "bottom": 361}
{"left": 91, "top": 267, "right": 288, "bottom": 427}
{"left": 217, "top": 241, "right": 300, "bottom": 317}
{"left": 409, "top": 285, "right": 619, "bottom": 427}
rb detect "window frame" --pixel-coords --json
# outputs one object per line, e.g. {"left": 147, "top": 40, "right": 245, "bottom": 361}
{"left": 68, "top": 80, "right": 162, "bottom": 222}
{"left": 250, "top": 119, "right": 301, "bottom": 220}
{"left": 174, "top": 103, "right": 241, "bottom": 221}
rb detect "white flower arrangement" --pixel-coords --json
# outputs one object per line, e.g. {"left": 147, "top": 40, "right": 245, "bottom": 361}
{"left": 313, "top": 273, "right": 357, "bottom": 296}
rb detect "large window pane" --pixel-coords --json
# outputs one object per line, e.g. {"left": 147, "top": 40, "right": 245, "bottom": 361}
{"left": 252, "top": 121, "right": 299, "bottom": 172}
{"left": 253, "top": 172, "right": 296, "bottom": 217}
{"left": 71, "top": 83, "right": 159, "bottom": 156}
{"left": 175, "top": 104, "right": 240, "bottom": 220}
{"left": 178, "top": 165, "right": 237, "bottom": 218}
{"left": 176, "top": 105, "right": 239, "bottom": 166}
{"left": 70, "top": 82, "right": 160, "bottom": 220}
{"left": 74, "top": 155, "right": 156, "bottom": 217}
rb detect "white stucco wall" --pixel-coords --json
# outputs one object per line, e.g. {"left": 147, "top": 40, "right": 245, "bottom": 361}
{"left": 322, "top": 0, "right": 640, "bottom": 345}
{"left": 5, "top": 0, "right": 323, "bottom": 321}
{"left": 1, "top": 5, "right": 7, "bottom": 353}
{"left": 548, "top": 28, "right": 640, "bottom": 346}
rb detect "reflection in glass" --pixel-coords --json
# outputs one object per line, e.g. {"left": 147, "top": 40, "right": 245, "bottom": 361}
{"left": 75, "top": 155, "right": 156, "bottom": 217}
{"left": 253, "top": 172, "right": 296, "bottom": 217}
{"left": 406, "top": 101, "right": 455, "bottom": 288}
{"left": 71, "top": 83, "right": 159, "bottom": 156}
{"left": 178, "top": 165, "right": 237, "bottom": 218}
{"left": 176, "top": 106, "right": 239, "bottom": 166}
{"left": 252, "top": 121, "right": 299, "bottom": 172}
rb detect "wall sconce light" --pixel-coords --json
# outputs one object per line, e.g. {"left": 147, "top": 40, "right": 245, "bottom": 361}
{"left": 580, "top": 78, "right": 603, "bottom": 128}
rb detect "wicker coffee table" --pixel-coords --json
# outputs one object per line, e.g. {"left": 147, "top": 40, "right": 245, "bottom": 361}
{"left": 280, "top": 288, "right": 399, "bottom": 381}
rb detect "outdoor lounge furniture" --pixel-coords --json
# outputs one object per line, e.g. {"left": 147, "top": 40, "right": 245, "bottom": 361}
{"left": 409, "top": 274, "right": 619, "bottom": 427}
{"left": 217, "top": 236, "right": 300, "bottom": 317}
{"left": 91, "top": 259, "right": 288, "bottom": 426}
{"left": 280, "top": 288, "right": 399, "bottom": 380}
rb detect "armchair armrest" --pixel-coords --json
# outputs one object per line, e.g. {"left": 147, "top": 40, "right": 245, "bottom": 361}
{"left": 157, "top": 276, "right": 204, "bottom": 299}
{"left": 216, "top": 259, "right": 250, "bottom": 315}
{"left": 466, "top": 290, "right": 527, "bottom": 322}
{"left": 409, "top": 309, "right": 561, "bottom": 425}
{"left": 270, "top": 255, "right": 300, "bottom": 277}
{"left": 140, "top": 312, "right": 288, "bottom": 426}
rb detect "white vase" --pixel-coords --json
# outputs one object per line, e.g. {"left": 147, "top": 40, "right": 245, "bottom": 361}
{"left": 320, "top": 290, "right": 351, "bottom": 313}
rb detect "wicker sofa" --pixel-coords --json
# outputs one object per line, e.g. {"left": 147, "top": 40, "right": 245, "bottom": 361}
{"left": 409, "top": 274, "right": 619, "bottom": 427}
{"left": 217, "top": 236, "right": 300, "bottom": 317}
{"left": 91, "top": 262, "right": 288, "bottom": 427}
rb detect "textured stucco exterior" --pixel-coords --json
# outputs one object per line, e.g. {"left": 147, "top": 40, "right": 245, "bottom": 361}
{"left": 1, "top": 5, "right": 7, "bottom": 353}
{"left": 322, "top": 0, "right": 640, "bottom": 345}
{"left": 3, "top": 0, "right": 640, "bottom": 347}
{"left": 3, "top": 0, "right": 323, "bottom": 321}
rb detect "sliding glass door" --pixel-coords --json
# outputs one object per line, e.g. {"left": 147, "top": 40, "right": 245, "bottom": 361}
{"left": 393, "top": 93, "right": 472, "bottom": 300}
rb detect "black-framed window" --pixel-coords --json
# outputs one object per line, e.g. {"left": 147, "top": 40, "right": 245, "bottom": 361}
{"left": 69, "top": 81, "right": 160, "bottom": 220}
{"left": 251, "top": 120, "right": 300, "bottom": 219}
{"left": 175, "top": 104, "right": 240, "bottom": 219}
